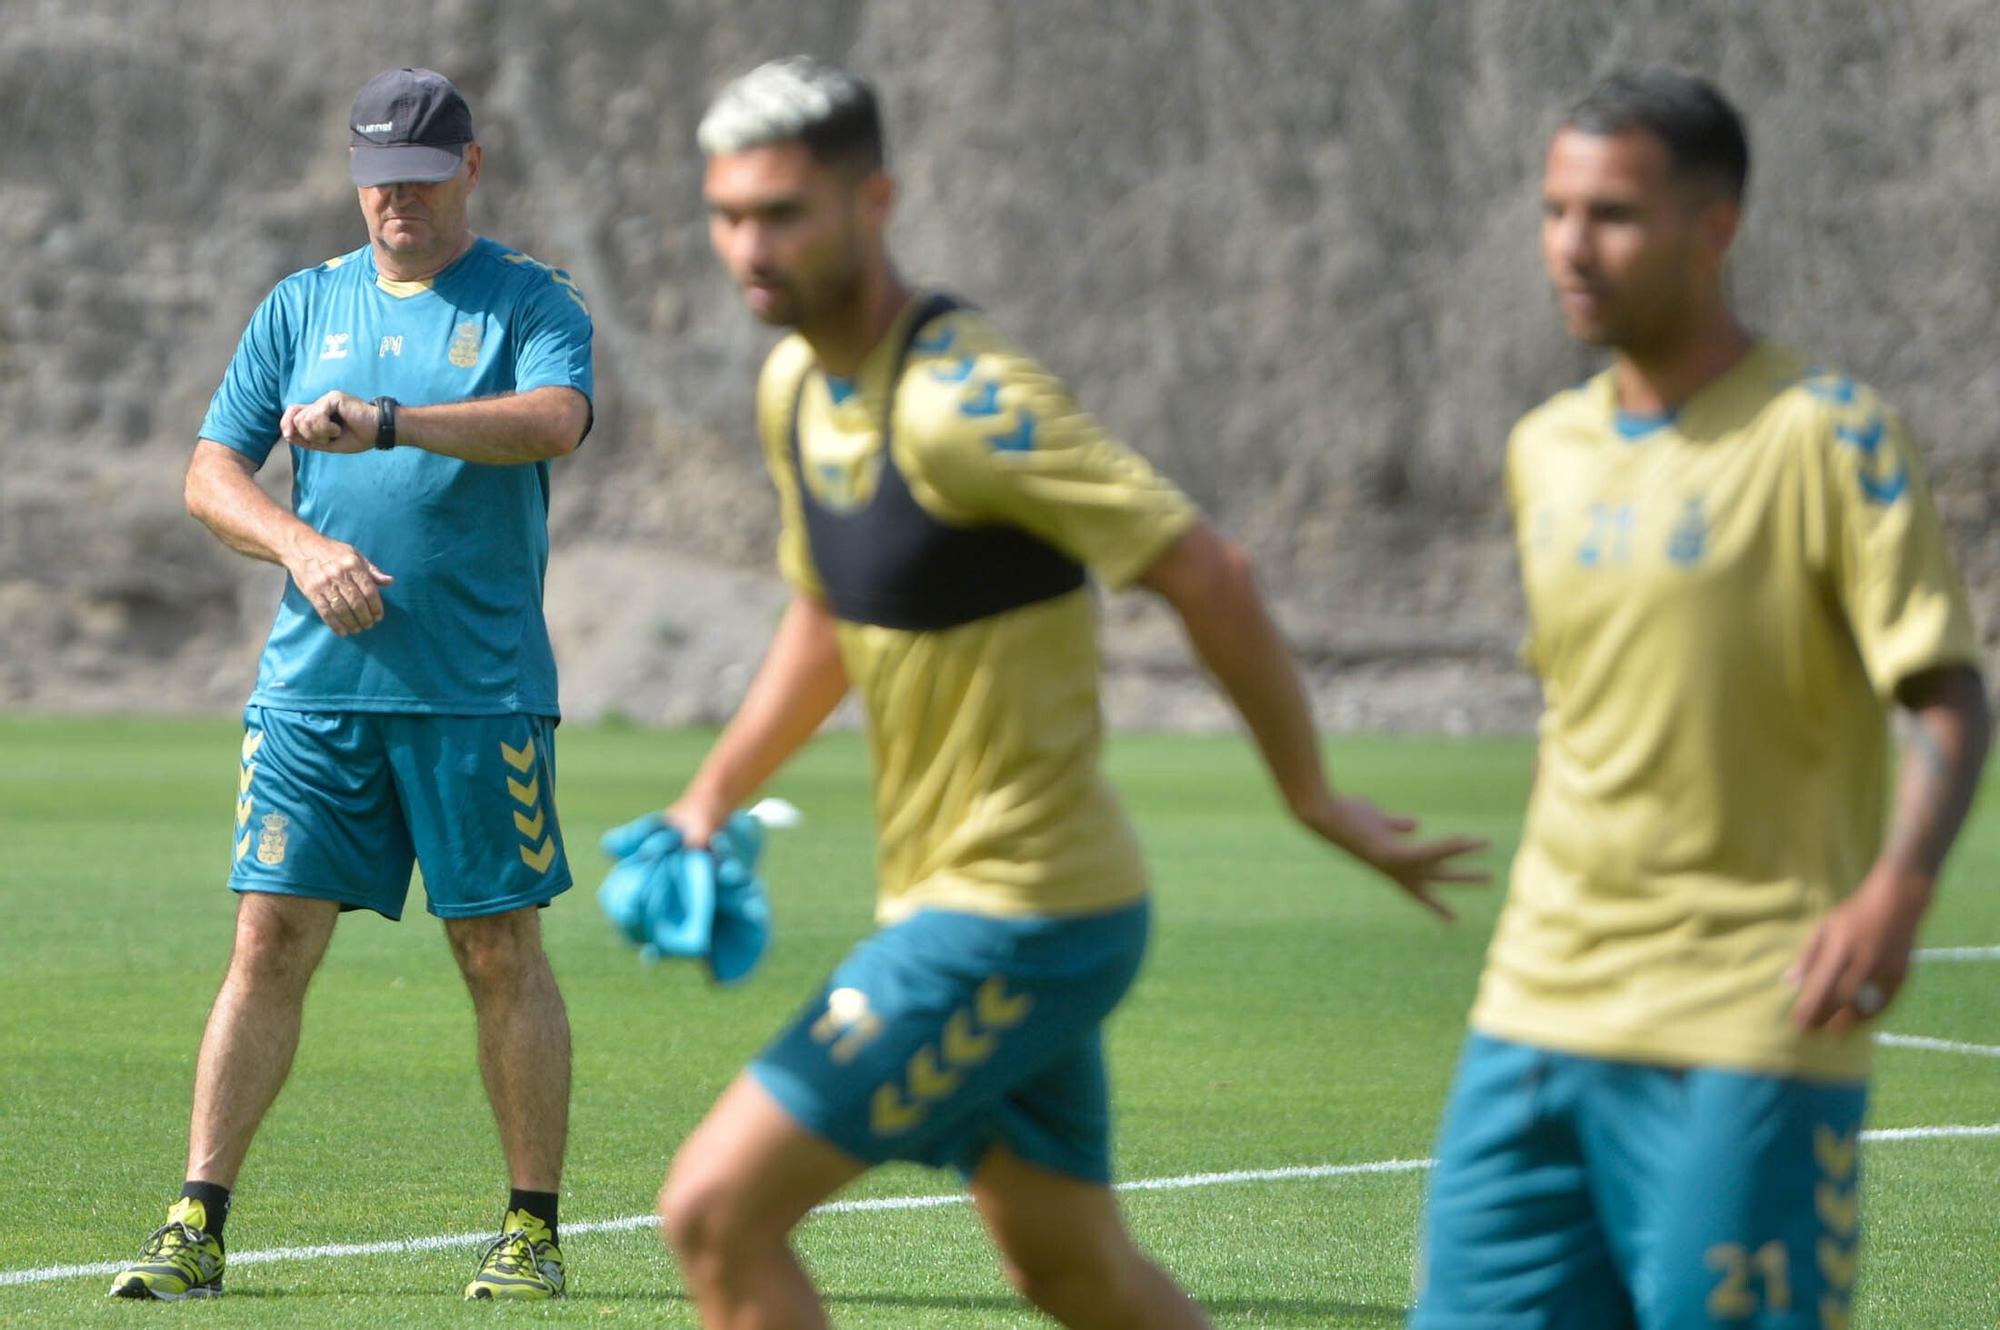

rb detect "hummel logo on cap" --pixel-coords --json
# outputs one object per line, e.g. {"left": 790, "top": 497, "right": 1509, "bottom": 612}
{"left": 349, "top": 67, "right": 474, "bottom": 187}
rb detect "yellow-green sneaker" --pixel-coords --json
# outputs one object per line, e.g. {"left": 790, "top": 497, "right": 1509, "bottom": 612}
{"left": 107, "top": 1198, "right": 225, "bottom": 1300}
{"left": 463, "top": 1209, "right": 564, "bottom": 1300}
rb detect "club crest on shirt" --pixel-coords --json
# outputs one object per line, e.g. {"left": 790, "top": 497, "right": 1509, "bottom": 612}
{"left": 1667, "top": 497, "right": 1708, "bottom": 566}
{"left": 804, "top": 450, "right": 883, "bottom": 514}
{"left": 256, "top": 812, "right": 290, "bottom": 866}
{"left": 448, "top": 320, "right": 484, "bottom": 369}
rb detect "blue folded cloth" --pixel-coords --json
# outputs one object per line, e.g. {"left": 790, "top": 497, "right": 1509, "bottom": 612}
{"left": 597, "top": 810, "right": 771, "bottom": 984}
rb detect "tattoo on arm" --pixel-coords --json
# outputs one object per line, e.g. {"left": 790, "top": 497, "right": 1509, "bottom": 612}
{"left": 1880, "top": 672, "right": 1991, "bottom": 881}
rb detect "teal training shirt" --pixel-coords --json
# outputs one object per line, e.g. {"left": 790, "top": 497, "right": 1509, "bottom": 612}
{"left": 200, "top": 238, "right": 594, "bottom": 716}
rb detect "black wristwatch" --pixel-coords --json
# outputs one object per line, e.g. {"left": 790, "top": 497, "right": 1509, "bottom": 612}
{"left": 372, "top": 396, "right": 399, "bottom": 450}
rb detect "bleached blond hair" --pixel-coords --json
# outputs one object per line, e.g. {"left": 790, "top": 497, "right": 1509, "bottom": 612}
{"left": 696, "top": 56, "right": 883, "bottom": 169}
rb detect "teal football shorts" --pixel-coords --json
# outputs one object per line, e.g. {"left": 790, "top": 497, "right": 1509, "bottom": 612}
{"left": 1411, "top": 1033, "right": 1867, "bottom": 1329}
{"left": 227, "top": 705, "right": 571, "bottom": 920}
{"left": 750, "top": 899, "right": 1150, "bottom": 1185}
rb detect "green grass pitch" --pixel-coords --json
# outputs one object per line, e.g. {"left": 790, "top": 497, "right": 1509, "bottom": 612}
{"left": 2, "top": 715, "right": 1995, "bottom": 1327}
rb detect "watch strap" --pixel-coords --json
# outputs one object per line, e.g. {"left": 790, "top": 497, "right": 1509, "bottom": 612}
{"left": 372, "top": 396, "right": 399, "bottom": 450}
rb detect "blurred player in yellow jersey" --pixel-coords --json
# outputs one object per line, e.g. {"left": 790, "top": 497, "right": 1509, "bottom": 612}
{"left": 647, "top": 56, "right": 1488, "bottom": 1329}
{"left": 1411, "top": 68, "right": 1990, "bottom": 1329}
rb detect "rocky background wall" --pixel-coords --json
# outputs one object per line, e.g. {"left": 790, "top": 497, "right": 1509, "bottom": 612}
{"left": 4, "top": 0, "right": 1996, "bottom": 731}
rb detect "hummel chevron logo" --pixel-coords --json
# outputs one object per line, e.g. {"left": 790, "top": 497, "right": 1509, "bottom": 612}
{"left": 959, "top": 382, "right": 1002, "bottom": 417}
{"left": 870, "top": 978, "right": 1033, "bottom": 1138}
{"left": 1814, "top": 1125, "right": 1858, "bottom": 1179}
{"left": 989, "top": 411, "right": 1036, "bottom": 453}
{"left": 871, "top": 1083, "right": 925, "bottom": 1135}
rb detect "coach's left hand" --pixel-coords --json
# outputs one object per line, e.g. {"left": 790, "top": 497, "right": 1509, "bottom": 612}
{"left": 282, "top": 391, "right": 380, "bottom": 453}
{"left": 1788, "top": 867, "right": 1929, "bottom": 1034}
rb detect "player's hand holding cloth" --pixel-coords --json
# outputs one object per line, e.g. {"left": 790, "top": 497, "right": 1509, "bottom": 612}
{"left": 597, "top": 810, "right": 772, "bottom": 983}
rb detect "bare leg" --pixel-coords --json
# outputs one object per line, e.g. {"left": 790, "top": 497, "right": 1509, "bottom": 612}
{"left": 971, "top": 1143, "right": 1211, "bottom": 1330}
{"left": 445, "top": 907, "right": 571, "bottom": 1192}
{"left": 658, "top": 1074, "right": 867, "bottom": 1330}
{"left": 185, "top": 893, "right": 341, "bottom": 1187}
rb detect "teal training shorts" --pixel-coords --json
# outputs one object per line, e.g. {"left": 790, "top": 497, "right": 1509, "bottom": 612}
{"left": 227, "top": 705, "right": 571, "bottom": 920}
{"left": 750, "top": 900, "right": 1150, "bottom": 1185}
{"left": 1411, "top": 1033, "right": 1867, "bottom": 1330}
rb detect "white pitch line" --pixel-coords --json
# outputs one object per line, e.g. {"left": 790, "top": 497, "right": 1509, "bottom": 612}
{"left": 4, "top": 1137, "right": 1993, "bottom": 1291}
{"left": 1863, "top": 1122, "right": 2000, "bottom": 1142}
{"left": 1877, "top": 1032, "right": 2000, "bottom": 1060}
{"left": 1914, "top": 945, "right": 2000, "bottom": 963}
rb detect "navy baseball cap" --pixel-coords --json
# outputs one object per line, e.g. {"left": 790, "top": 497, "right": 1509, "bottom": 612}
{"left": 348, "top": 67, "right": 474, "bottom": 187}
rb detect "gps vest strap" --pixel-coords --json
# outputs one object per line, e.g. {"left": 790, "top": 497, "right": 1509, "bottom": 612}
{"left": 788, "top": 294, "right": 1087, "bottom": 631}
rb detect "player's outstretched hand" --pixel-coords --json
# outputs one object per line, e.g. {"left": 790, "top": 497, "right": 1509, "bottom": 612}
{"left": 1788, "top": 867, "right": 1928, "bottom": 1034}
{"left": 665, "top": 791, "right": 732, "bottom": 850}
{"left": 1297, "top": 793, "right": 1490, "bottom": 921}
{"left": 281, "top": 391, "right": 379, "bottom": 453}
{"left": 284, "top": 530, "right": 394, "bottom": 636}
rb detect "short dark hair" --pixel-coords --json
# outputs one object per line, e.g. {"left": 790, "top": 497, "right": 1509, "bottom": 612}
{"left": 698, "top": 57, "right": 885, "bottom": 174}
{"left": 1562, "top": 66, "right": 1749, "bottom": 201}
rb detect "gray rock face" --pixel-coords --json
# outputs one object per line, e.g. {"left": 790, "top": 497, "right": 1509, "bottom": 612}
{"left": 4, "top": 1, "right": 1995, "bottom": 728}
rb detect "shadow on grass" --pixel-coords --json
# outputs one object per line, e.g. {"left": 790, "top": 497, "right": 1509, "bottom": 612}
{"left": 1204, "top": 1297, "right": 1406, "bottom": 1325}
{"left": 822, "top": 1289, "right": 1406, "bottom": 1323}
{"left": 205, "top": 1285, "right": 1406, "bottom": 1323}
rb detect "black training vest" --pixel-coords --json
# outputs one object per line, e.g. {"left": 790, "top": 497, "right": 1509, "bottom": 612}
{"left": 789, "top": 295, "right": 1087, "bottom": 631}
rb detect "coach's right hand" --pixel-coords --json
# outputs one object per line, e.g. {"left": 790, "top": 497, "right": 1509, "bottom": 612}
{"left": 285, "top": 531, "right": 395, "bottom": 636}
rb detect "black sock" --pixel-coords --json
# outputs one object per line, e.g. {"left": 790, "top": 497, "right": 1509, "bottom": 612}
{"left": 180, "top": 1181, "right": 231, "bottom": 1245}
{"left": 507, "top": 1189, "right": 558, "bottom": 1245}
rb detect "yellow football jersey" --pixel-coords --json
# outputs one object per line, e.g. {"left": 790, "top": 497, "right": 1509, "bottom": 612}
{"left": 1474, "top": 342, "right": 1982, "bottom": 1082}
{"left": 757, "top": 296, "right": 1197, "bottom": 922}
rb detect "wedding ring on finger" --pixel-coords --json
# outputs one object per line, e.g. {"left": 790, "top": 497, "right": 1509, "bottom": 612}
{"left": 1851, "top": 982, "right": 1886, "bottom": 1017}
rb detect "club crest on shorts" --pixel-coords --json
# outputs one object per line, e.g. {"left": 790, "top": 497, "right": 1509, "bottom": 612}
{"left": 810, "top": 987, "right": 884, "bottom": 1065}
{"left": 448, "top": 320, "right": 484, "bottom": 368}
{"left": 256, "top": 812, "right": 291, "bottom": 866}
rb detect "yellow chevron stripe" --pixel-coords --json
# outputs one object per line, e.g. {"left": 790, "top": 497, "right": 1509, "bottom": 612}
{"left": 870, "top": 1083, "right": 924, "bottom": 1135}
{"left": 1815, "top": 1181, "right": 1859, "bottom": 1237}
{"left": 943, "top": 1009, "right": 996, "bottom": 1066}
{"left": 1817, "top": 1237, "right": 1857, "bottom": 1292}
{"left": 235, "top": 832, "right": 252, "bottom": 862}
{"left": 500, "top": 737, "right": 536, "bottom": 773}
{"left": 241, "top": 730, "right": 264, "bottom": 762}
{"left": 976, "top": 977, "right": 1033, "bottom": 1029}
{"left": 239, "top": 765, "right": 256, "bottom": 797}
{"left": 519, "top": 838, "right": 555, "bottom": 873}
{"left": 514, "top": 806, "right": 546, "bottom": 840}
{"left": 236, "top": 798, "right": 254, "bottom": 828}
{"left": 1814, "top": 1125, "right": 1858, "bottom": 1180}
{"left": 506, "top": 774, "right": 540, "bottom": 807}
{"left": 907, "top": 1046, "right": 963, "bottom": 1101}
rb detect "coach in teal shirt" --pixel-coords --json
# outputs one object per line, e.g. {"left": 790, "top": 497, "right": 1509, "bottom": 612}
{"left": 202, "top": 233, "right": 590, "bottom": 714}
{"left": 110, "top": 68, "right": 588, "bottom": 1304}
